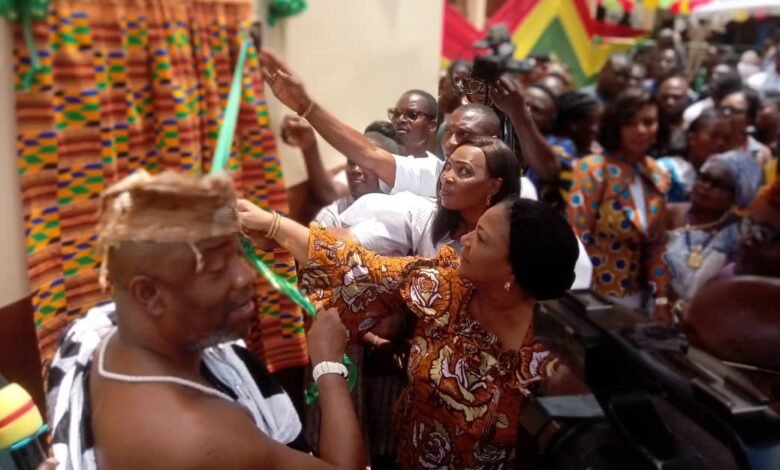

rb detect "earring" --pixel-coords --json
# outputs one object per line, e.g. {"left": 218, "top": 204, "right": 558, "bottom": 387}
{"left": 486, "top": 195, "right": 492, "bottom": 206}
{"left": 504, "top": 281, "right": 511, "bottom": 292}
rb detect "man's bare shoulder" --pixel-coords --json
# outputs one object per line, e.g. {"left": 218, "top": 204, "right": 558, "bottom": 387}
{"left": 91, "top": 382, "right": 329, "bottom": 470}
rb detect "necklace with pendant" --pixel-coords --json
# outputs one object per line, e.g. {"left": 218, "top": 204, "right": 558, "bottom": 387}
{"left": 684, "top": 211, "right": 729, "bottom": 270}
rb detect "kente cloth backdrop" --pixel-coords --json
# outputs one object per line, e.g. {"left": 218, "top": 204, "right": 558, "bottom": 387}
{"left": 13, "top": 0, "right": 307, "bottom": 373}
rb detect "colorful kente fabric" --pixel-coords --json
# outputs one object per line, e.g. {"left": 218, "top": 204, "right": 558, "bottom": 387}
{"left": 301, "top": 227, "right": 559, "bottom": 469}
{"left": 566, "top": 154, "right": 671, "bottom": 300}
{"left": 13, "top": 0, "right": 307, "bottom": 373}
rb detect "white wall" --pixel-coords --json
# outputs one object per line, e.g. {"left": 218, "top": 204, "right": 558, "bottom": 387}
{"left": 0, "top": 2, "right": 447, "bottom": 306}
{"left": 0, "top": 20, "right": 31, "bottom": 306}
{"left": 257, "top": 0, "right": 444, "bottom": 187}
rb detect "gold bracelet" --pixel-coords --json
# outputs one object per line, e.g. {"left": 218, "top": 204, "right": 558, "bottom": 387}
{"left": 299, "top": 100, "right": 315, "bottom": 119}
{"left": 270, "top": 213, "right": 281, "bottom": 239}
{"left": 265, "top": 212, "right": 281, "bottom": 239}
{"left": 268, "top": 214, "right": 280, "bottom": 239}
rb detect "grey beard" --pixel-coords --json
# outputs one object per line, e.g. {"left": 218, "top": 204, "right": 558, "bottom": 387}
{"left": 186, "top": 329, "right": 241, "bottom": 352}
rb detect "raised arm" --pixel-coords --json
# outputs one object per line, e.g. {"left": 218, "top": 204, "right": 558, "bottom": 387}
{"left": 260, "top": 48, "right": 398, "bottom": 187}
{"left": 281, "top": 114, "right": 346, "bottom": 206}
{"left": 238, "top": 198, "right": 311, "bottom": 263}
{"left": 491, "top": 75, "right": 560, "bottom": 182}
{"left": 237, "top": 199, "right": 434, "bottom": 340}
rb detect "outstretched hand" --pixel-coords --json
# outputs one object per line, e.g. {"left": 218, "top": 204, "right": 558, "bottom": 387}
{"left": 260, "top": 48, "right": 311, "bottom": 114}
{"left": 489, "top": 74, "right": 526, "bottom": 115}
{"left": 237, "top": 198, "right": 274, "bottom": 232}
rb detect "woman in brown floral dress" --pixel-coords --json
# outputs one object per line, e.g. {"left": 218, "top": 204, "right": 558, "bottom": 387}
{"left": 238, "top": 197, "right": 579, "bottom": 469}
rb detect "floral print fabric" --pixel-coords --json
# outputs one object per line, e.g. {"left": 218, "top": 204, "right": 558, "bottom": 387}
{"left": 300, "top": 227, "right": 559, "bottom": 469}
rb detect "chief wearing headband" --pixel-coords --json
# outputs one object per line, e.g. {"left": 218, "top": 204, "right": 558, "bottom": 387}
{"left": 47, "top": 170, "right": 364, "bottom": 470}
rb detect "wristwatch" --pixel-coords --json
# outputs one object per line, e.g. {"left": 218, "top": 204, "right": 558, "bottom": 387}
{"left": 312, "top": 361, "right": 348, "bottom": 383}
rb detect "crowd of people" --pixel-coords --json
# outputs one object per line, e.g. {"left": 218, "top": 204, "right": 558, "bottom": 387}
{"left": 280, "top": 31, "right": 779, "bottom": 324}
{"left": 42, "top": 26, "right": 779, "bottom": 470}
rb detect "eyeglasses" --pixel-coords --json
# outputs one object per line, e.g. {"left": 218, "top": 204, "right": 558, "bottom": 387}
{"left": 696, "top": 170, "right": 735, "bottom": 193}
{"left": 739, "top": 217, "right": 779, "bottom": 246}
{"left": 387, "top": 108, "right": 432, "bottom": 122}
{"left": 719, "top": 105, "right": 747, "bottom": 116}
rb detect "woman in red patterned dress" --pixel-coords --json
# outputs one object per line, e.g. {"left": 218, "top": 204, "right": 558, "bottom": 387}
{"left": 238, "top": 196, "right": 580, "bottom": 469}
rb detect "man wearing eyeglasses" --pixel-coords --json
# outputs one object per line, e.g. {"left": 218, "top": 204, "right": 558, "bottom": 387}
{"left": 260, "top": 48, "right": 539, "bottom": 201}
{"left": 387, "top": 90, "right": 438, "bottom": 159}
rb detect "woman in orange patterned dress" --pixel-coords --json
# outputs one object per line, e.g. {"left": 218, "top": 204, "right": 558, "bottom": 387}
{"left": 238, "top": 196, "right": 580, "bottom": 469}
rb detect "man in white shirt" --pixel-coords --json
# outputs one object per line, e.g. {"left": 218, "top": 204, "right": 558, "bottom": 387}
{"left": 388, "top": 89, "right": 438, "bottom": 158}
{"left": 314, "top": 130, "right": 402, "bottom": 228}
{"left": 260, "top": 49, "right": 539, "bottom": 201}
{"left": 747, "top": 44, "right": 780, "bottom": 94}
{"left": 386, "top": 103, "right": 538, "bottom": 200}
{"left": 683, "top": 67, "right": 742, "bottom": 128}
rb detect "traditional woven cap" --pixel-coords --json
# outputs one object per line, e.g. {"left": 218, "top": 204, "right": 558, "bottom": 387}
{"left": 96, "top": 170, "right": 241, "bottom": 288}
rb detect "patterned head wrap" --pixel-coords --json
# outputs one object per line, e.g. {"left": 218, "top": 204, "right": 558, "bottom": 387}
{"left": 701, "top": 150, "right": 763, "bottom": 208}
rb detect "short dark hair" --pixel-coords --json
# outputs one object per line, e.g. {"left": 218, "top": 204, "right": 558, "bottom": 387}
{"left": 598, "top": 87, "right": 657, "bottom": 153}
{"left": 364, "top": 120, "right": 399, "bottom": 142}
{"left": 506, "top": 198, "right": 578, "bottom": 300}
{"left": 554, "top": 91, "right": 599, "bottom": 134}
{"left": 659, "top": 74, "right": 688, "bottom": 89}
{"left": 528, "top": 83, "right": 557, "bottom": 105}
{"left": 364, "top": 131, "right": 401, "bottom": 155}
{"left": 456, "top": 103, "right": 501, "bottom": 136}
{"left": 710, "top": 71, "right": 742, "bottom": 101}
{"left": 403, "top": 89, "right": 439, "bottom": 122}
{"left": 431, "top": 136, "right": 520, "bottom": 245}
{"left": 688, "top": 108, "right": 723, "bottom": 134}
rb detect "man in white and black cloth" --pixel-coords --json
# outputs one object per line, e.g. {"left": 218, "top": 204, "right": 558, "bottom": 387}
{"left": 46, "top": 170, "right": 364, "bottom": 470}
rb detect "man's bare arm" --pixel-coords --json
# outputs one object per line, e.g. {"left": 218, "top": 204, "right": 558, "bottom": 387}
{"left": 118, "top": 309, "right": 364, "bottom": 470}
{"left": 135, "top": 399, "right": 346, "bottom": 470}
{"left": 491, "top": 75, "right": 560, "bottom": 182}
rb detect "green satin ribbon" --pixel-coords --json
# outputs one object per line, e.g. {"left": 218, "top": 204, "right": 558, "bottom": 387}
{"left": 210, "top": 38, "right": 356, "bottom": 404}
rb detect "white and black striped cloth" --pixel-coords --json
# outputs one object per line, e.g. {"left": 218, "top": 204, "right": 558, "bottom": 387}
{"left": 46, "top": 303, "right": 307, "bottom": 470}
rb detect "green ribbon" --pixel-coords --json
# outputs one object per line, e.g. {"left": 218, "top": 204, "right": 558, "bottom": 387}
{"left": 0, "top": 0, "right": 50, "bottom": 90}
{"left": 210, "top": 37, "right": 356, "bottom": 404}
{"left": 211, "top": 40, "right": 248, "bottom": 173}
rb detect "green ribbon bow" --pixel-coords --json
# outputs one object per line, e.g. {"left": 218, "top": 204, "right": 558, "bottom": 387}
{"left": 267, "top": 0, "right": 307, "bottom": 27}
{"left": 210, "top": 37, "right": 356, "bottom": 404}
